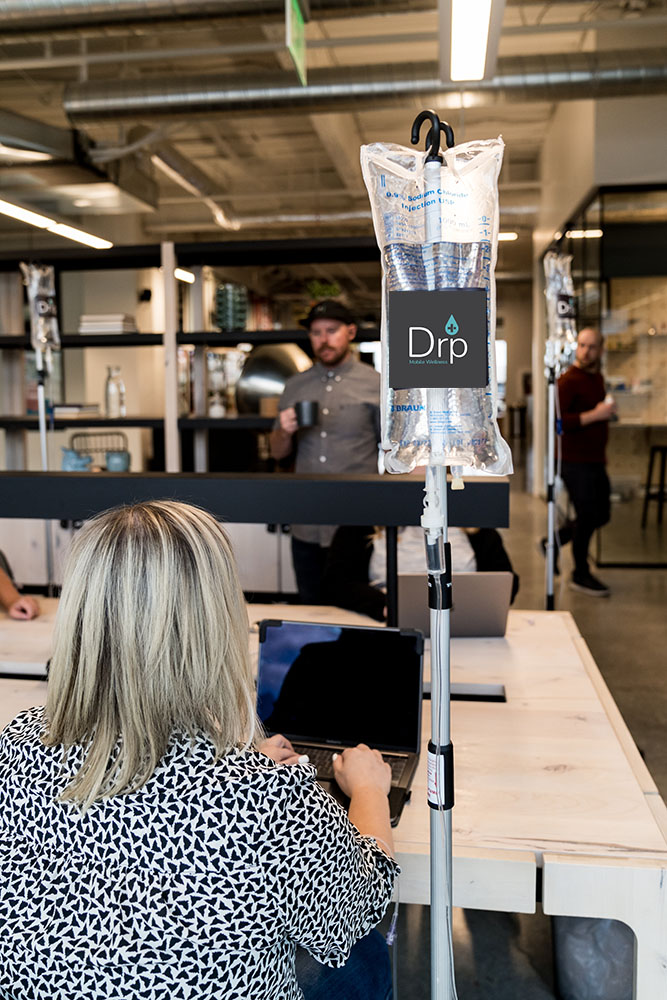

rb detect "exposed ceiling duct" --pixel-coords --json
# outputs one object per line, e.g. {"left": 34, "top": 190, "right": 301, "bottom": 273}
{"left": 148, "top": 139, "right": 238, "bottom": 229}
{"left": 0, "top": 109, "right": 158, "bottom": 213}
{"left": 0, "top": 0, "right": 439, "bottom": 35}
{"left": 0, "top": 110, "right": 74, "bottom": 161}
{"left": 0, "top": 1, "right": 274, "bottom": 33}
{"left": 64, "top": 49, "right": 667, "bottom": 123}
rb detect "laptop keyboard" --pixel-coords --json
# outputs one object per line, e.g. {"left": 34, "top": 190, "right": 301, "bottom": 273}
{"left": 293, "top": 745, "right": 407, "bottom": 786}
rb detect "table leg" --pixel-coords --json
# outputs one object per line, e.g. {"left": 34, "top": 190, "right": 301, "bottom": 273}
{"left": 543, "top": 852, "right": 667, "bottom": 999}
{"left": 658, "top": 450, "right": 666, "bottom": 526}
{"left": 641, "top": 447, "right": 656, "bottom": 529}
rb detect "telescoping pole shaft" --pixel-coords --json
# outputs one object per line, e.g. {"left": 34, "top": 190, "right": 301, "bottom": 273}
{"left": 422, "top": 463, "right": 456, "bottom": 1000}
{"left": 35, "top": 345, "right": 55, "bottom": 594}
{"left": 546, "top": 367, "right": 556, "bottom": 610}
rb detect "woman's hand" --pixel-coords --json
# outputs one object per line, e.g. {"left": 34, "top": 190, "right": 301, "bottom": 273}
{"left": 258, "top": 733, "right": 309, "bottom": 765}
{"left": 332, "top": 744, "right": 392, "bottom": 799}
{"left": 8, "top": 595, "right": 40, "bottom": 621}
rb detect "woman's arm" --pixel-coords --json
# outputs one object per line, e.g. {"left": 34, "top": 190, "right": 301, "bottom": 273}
{"left": 0, "top": 568, "right": 40, "bottom": 620}
{"left": 333, "top": 744, "right": 394, "bottom": 857}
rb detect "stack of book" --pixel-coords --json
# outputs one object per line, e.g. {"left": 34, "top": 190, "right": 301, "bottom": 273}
{"left": 78, "top": 314, "right": 138, "bottom": 334}
{"left": 52, "top": 403, "right": 100, "bottom": 417}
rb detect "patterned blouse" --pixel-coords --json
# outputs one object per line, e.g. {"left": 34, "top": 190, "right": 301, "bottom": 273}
{"left": 0, "top": 707, "right": 398, "bottom": 1000}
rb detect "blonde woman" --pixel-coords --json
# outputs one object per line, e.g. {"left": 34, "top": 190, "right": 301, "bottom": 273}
{"left": 0, "top": 501, "right": 397, "bottom": 1000}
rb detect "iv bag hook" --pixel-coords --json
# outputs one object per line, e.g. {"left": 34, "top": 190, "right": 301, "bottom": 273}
{"left": 411, "top": 110, "right": 455, "bottom": 162}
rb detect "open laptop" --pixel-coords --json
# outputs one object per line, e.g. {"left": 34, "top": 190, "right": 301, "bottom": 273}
{"left": 398, "top": 571, "right": 514, "bottom": 638}
{"left": 257, "top": 619, "right": 424, "bottom": 826}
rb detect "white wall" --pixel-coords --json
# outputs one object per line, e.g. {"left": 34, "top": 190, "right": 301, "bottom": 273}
{"left": 497, "top": 282, "right": 533, "bottom": 406}
{"left": 0, "top": 272, "right": 23, "bottom": 336}
{"left": 534, "top": 101, "right": 596, "bottom": 258}
{"left": 60, "top": 267, "right": 163, "bottom": 335}
{"left": 595, "top": 95, "right": 667, "bottom": 186}
{"left": 0, "top": 518, "right": 73, "bottom": 588}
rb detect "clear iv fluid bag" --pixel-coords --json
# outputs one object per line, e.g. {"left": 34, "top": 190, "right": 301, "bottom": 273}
{"left": 361, "top": 138, "right": 512, "bottom": 476}
{"left": 20, "top": 262, "right": 61, "bottom": 353}
{"left": 543, "top": 251, "right": 577, "bottom": 372}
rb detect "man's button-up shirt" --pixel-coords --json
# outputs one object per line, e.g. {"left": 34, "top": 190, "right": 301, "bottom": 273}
{"left": 277, "top": 354, "right": 381, "bottom": 546}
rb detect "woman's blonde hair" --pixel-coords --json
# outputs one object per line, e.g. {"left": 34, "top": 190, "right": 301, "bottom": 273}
{"left": 44, "top": 500, "right": 257, "bottom": 808}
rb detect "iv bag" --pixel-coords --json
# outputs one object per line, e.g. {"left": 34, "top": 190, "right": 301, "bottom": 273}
{"left": 20, "top": 262, "right": 61, "bottom": 354}
{"left": 361, "top": 138, "right": 512, "bottom": 476}
{"left": 544, "top": 251, "right": 577, "bottom": 372}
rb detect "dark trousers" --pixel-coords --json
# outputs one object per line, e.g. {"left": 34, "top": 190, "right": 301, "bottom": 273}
{"left": 291, "top": 529, "right": 385, "bottom": 620}
{"left": 296, "top": 929, "right": 393, "bottom": 1000}
{"left": 558, "top": 461, "right": 611, "bottom": 576}
{"left": 291, "top": 536, "right": 330, "bottom": 605}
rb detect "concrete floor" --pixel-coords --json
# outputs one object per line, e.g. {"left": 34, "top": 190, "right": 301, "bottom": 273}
{"left": 385, "top": 443, "right": 667, "bottom": 999}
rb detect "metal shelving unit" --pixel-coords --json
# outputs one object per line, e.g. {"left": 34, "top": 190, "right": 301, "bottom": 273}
{"left": 0, "top": 415, "right": 164, "bottom": 430}
{"left": 0, "top": 237, "right": 383, "bottom": 473}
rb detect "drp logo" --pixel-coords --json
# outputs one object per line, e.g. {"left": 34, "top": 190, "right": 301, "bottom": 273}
{"left": 407, "top": 317, "right": 468, "bottom": 366}
{"left": 388, "top": 290, "right": 488, "bottom": 390}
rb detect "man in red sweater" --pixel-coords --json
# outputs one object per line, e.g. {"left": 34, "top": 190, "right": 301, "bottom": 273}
{"left": 556, "top": 327, "right": 616, "bottom": 596}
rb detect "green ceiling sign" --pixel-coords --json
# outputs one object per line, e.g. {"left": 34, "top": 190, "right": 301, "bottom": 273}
{"left": 286, "top": 0, "right": 307, "bottom": 87}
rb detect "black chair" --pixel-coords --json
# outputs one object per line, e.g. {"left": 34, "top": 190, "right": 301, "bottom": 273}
{"left": 641, "top": 444, "right": 667, "bottom": 527}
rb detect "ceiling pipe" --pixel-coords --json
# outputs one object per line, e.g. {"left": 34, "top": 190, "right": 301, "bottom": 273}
{"left": 145, "top": 211, "right": 371, "bottom": 232}
{"left": 149, "top": 140, "right": 239, "bottom": 230}
{"left": 64, "top": 49, "right": 667, "bottom": 122}
{"left": 2, "top": 18, "right": 667, "bottom": 73}
{"left": 0, "top": 1, "right": 250, "bottom": 32}
{"left": 146, "top": 204, "right": 535, "bottom": 232}
{"left": 0, "top": 109, "right": 74, "bottom": 159}
{"left": 0, "top": 41, "right": 285, "bottom": 73}
{"left": 0, "top": 0, "right": 438, "bottom": 34}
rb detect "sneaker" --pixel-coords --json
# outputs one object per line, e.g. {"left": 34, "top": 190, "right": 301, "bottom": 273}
{"left": 538, "top": 537, "right": 560, "bottom": 575}
{"left": 569, "top": 572, "right": 610, "bottom": 597}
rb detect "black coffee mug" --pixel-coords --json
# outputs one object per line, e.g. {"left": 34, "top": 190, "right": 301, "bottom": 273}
{"left": 294, "top": 400, "right": 319, "bottom": 428}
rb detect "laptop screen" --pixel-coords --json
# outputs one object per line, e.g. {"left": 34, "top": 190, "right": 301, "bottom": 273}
{"left": 257, "top": 620, "right": 423, "bottom": 753}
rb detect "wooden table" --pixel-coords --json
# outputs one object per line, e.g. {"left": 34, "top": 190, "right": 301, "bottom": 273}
{"left": 3, "top": 601, "right": 667, "bottom": 998}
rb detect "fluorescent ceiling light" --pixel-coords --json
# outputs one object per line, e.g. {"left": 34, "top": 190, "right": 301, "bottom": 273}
{"left": 0, "top": 198, "right": 54, "bottom": 229}
{"left": 174, "top": 268, "right": 196, "bottom": 283}
{"left": 498, "top": 231, "right": 518, "bottom": 241}
{"left": 439, "top": 0, "right": 506, "bottom": 82}
{"left": 565, "top": 228, "right": 603, "bottom": 239}
{"left": 0, "top": 142, "right": 53, "bottom": 163}
{"left": 47, "top": 223, "right": 113, "bottom": 250}
{"left": 452, "top": 0, "right": 492, "bottom": 80}
{"left": 0, "top": 196, "right": 112, "bottom": 248}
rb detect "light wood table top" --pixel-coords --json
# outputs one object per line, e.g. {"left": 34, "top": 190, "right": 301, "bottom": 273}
{"left": 2, "top": 600, "right": 667, "bottom": 902}
{"left": 5, "top": 599, "right": 667, "bottom": 995}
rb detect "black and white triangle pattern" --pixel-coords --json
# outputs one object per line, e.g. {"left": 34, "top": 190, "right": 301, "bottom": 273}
{"left": 0, "top": 707, "right": 399, "bottom": 1000}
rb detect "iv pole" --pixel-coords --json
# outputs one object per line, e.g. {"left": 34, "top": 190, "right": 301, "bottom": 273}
{"left": 545, "top": 341, "right": 558, "bottom": 611}
{"left": 543, "top": 252, "right": 576, "bottom": 611}
{"left": 411, "top": 110, "right": 458, "bottom": 1000}
{"left": 20, "top": 262, "right": 60, "bottom": 594}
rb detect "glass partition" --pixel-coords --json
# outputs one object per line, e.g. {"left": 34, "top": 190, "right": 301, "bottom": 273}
{"left": 550, "top": 186, "right": 667, "bottom": 567}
